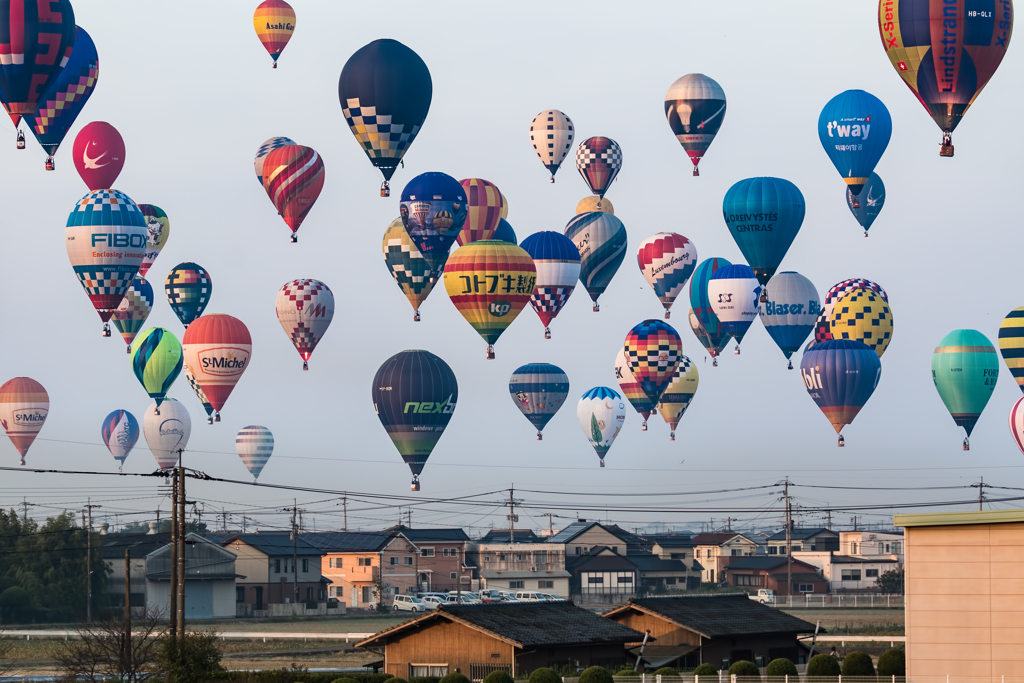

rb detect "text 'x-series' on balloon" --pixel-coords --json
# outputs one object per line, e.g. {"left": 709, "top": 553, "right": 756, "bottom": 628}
{"left": 577, "top": 387, "right": 626, "bottom": 467}
{"left": 800, "top": 339, "right": 882, "bottom": 447}
{"left": 509, "top": 363, "right": 569, "bottom": 440}
{"left": 564, "top": 211, "right": 627, "bottom": 312}
{"left": 276, "top": 279, "right": 334, "bottom": 370}
{"left": 931, "top": 329, "right": 999, "bottom": 450}
{"left": 722, "top": 177, "right": 805, "bottom": 289}
{"left": 0, "top": 378, "right": 48, "bottom": 466}
{"left": 637, "top": 233, "right": 697, "bottom": 319}
{"left": 182, "top": 314, "right": 252, "bottom": 423}
{"left": 529, "top": 110, "right": 574, "bottom": 182}
{"left": 664, "top": 73, "right": 727, "bottom": 176}
{"left": 520, "top": 231, "right": 581, "bottom": 338}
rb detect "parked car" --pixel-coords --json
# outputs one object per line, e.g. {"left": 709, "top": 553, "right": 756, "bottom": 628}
{"left": 393, "top": 595, "right": 426, "bottom": 612}
{"left": 447, "top": 591, "right": 483, "bottom": 603}
{"left": 542, "top": 593, "right": 565, "bottom": 601}
{"left": 420, "top": 595, "right": 447, "bottom": 610}
{"left": 749, "top": 588, "right": 775, "bottom": 604}
{"left": 477, "top": 589, "right": 505, "bottom": 603}
{"left": 498, "top": 590, "right": 519, "bottom": 601}
{"left": 515, "top": 591, "right": 547, "bottom": 601}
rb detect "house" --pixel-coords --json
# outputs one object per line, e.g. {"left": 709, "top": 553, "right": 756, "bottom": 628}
{"left": 792, "top": 551, "right": 900, "bottom": 591}
{"left": 839, "top": 530, "right": 904, "bottom": 560}
{"left": 895, "top": 509, "right": 1024, "bottom": 679}
{"left": 547, "top": 520, "right": 640, "bottom": 556}
{"left": 766, "top": 527, "right": 839, "bottom": 555}
{"left": 630, "top": 553, "right": 702, "bottom": 591}
{"left": 603, "top": 594, "right": 820, "bottom": 670}
{"left": 647, "top": 535, "right": 696, "bottom": 561}
{"left": 567, "top": 546, "right": 638, "bottom": 600}
{"left": 722, "top": 557, "right": 827, "bottom": 595}
{"left": 357, "top": 601, "right": 645, "bottom": 678}
{"left": 303, "top": 531, "right": 420, "bottom": 609}
{"left": 100, "top": 532, "right": 173, "bottom": 616}
{"left": 206, "top": 533, "right": 327, "bottom": 612}
{"left": 144, "top": 533, "right": 239, "bottom": 619}
{"left": 690, "top": 533, "right": 758, "bottom": 584}
{"left": 467, "top": 539, "right": 570, "bottom": 596}
{"left": 384, "top": 525, "right": 471, "bottom": 593}
{"left": 477, "top": 529, "right": 544, "bottom": 544}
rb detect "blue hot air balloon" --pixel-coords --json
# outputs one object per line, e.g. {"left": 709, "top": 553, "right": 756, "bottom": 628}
{"left": 759, "top": 272, "right": 821, "bottom": 368}
{"left": 400, "top": 172, "right": 467, "bottom": 281}
{"left": 564, "top": 211, "right": 627, "bottom": 312}
{"left": 492, "top": 218, "right": 517, "bottom": 245}
{"left": 800, "top": 339, "right": 882, "bottom": 447}
{"left": 818, "top": 90, "right": 892, "bottom": 196}
{"left": 689, "top": 257, "right": 732, "bottom": 363}
{"left": 707, "top": 263, "right": 761, "bottom": 351}
{"left": 722, "top": 177, "right": 805, "bottom": 287}
{"left": 846, "top": 172, "right": 885, "bottom": 237}
{"left": 509, "top": 363, "right": 569, "bottom": 439}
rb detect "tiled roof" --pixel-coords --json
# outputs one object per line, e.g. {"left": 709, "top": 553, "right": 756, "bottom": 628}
{"left": 691, "top": 533, "right": 750, "bottom": 546}
{"left": 301, "top": 531, "right": 395, "bottom": 552}
{"left": 476, "top": 529, "right": 543, "bottom": 544}
{"left": 208, "top": 533, "right": 322, "bottom": 556}
{"left": 724, "top": 557, "right": 820, "bottom": 574}
{"left": 605, "top": 594, "right": 819, "bottom": 637}
{"left": 648, "top": 535, "right": 694, "bottom": 548}
{"left": 99, "top": 532, "right": 173, "bottom": 559}
{"left": 767, "top": 527, "right": 838, "bottom": 541}
{"left": 829, "top": 554, "right": 899, "bottom": 564}
{"left": 382, "top": 525, "right": 470, "bottom": 542}
{"left": 629, "top": 554, "right": 691, "bottom": 572}
{"left": 546, "top": 521, "right": 637, "bottom": 545}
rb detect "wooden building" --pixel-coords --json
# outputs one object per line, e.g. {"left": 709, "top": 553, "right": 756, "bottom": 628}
{"left": 721, "top": 556, "right": 828, "bottom": 595}
{"left": 357, "top": 601, "right": 645, "bottom": 679}
{"left": 603, "top": 594, "right": 818, "bottom": 670}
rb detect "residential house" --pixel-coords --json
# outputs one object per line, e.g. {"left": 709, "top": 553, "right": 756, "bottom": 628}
{"left": 722, "top": 556, "right": 827, "bottom": 595}
{"left": 792, "top": 551, "right": 900, "bottom": 591}
{"left": 547, "top": 520, "right": 640, "bottom": 556}
{"left": 144, "top": 533, "right": 239, "bottom": 619}
{"left": 839, "top": 530, "right": 904, "bottom": 560}
{"left": 648, "top": 535, "right": 696, "bottom": 561}
{"left": 631, "top": 554, "right": 701, "bottom": 591}
{"left": 567, "top": 546, "right": 638, "bottom": 600}
{"left": 766, "top": 527, "right": 839, "bottom": 555}
{"left": 100, "top": 532, "right": 172, "bottom": 616}
{"left": 477, "top": 529, "right": 544, "bottom": 544}
{"left": 603, "top": 594, "right": 819, "bottom": 670}
{"left": 357, "top": 601, "right": 645, "bottom": 678}
{"left": 207, "top": 533, "right": 327, "bottom": 611}
{"left": 304, "top": 531, "right": 420, "bottom": 609}
{"left": 467, "top": 539, "right": 570, "bottom": 596}
{"left": 384, "top": 525, "right": 471, "bottom": 593}
{"left": 690, "top": 533, "right": 758, "bottom": 584}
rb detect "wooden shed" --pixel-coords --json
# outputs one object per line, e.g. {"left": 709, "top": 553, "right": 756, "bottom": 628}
{"left": 357, "top": 601, "right": 645, "bottom": 679}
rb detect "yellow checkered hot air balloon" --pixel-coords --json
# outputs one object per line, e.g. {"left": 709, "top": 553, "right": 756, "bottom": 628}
{"left": 999, "top": 307, "right": 1024, "bottom": 394}
{"left": 443, "top": 240, "right": 536, "bottom": 359}
{"left": 829, "top": 288, "right": 893, "bottom": 358}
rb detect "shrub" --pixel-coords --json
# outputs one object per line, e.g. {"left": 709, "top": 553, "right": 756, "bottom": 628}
{"left": 653, "top": 669, "right": 678, "bottom": 677}
{"left": 765, "top": 659, "right": 797, "bottom": 678}
{"left": 842, "top": 652, "right": 875, "bottom": 677}
{"left": 579, "top": 667, "right": 614, "bottom": 683}
{"left": 483, "top": 673, "right": 514, "bottom": 683}
{"left": 438, "top": 675, "right": 470, "bottom": 683}
{"left": 156, "top": 630, "right": 224, "bottom": 683}
{"left": 331, "top": 679, "right": 358, "bottom": 683}
{"left": 389, "top": 680, "right": 407, "bottom": 683}
{"left": 806, "top": 654, "right": 841, "bottom": 677}
{"left": 614, "top": 670, "right": 637, "bottom": 677}
{"left": 529, "top": 669, "right": 562, "bottom": 683}
{"left": 728, "top": 661, "right": 760, "bottom": 678}
{"left": 693, "top": 664, "right": 718, "bottom": 677}
{"left": 409, "top": 678, "right": 441, "bottom": 683}
{"left": 877, "top": 648, "right": 905, "bottom": 677}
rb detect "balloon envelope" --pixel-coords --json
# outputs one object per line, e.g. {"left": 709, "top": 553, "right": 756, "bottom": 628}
{"left": 101, "top": 409, "right": 139, "bottom": 470}
{"left": 814, "top": 279, "right": 888, "bottom": 344}
{"left": 131, "top": 327, "right": 183, "bottom": 407}
{"left": 689, "top": 258, "right": 733, "bottom": 356}
{"left": 72, "top": 122, "right": 125, "bottom": 191}
{"left": 707, "top": 264, "right": 761, "bottom": 344}
{"left": 184, "top": 365, "right": 214, "bottom": 420}
{"left": 138, "top": 205, "right": 170, "bottom": 278}
{"left": 530, "top": 110, "right": 574, "bottom": 180}
{"left": 0, "top": 0, "right": 75, "bottom": 119}
{"left": 931, "top": 329, "right": 999, "bottom": 438}
{"left": 111, "top": 277, "right": 154, "bottom": 350}
{"left": 664, "top": 73, "right": 727, "bottom": 172}
{"left": 182, "top": 314, "right": 252, "bottom": 415}
{"left": 818, "top": 90, "right": 892, "bottom": 195}
{"left": 577, "top": 387, "right": 627, "bottom": 465}
{"left": 253, "top": 0, "right": 295, "bottom": 66}
{"left": 999, "top": 307, "right": 1024, "bottom": 394}
{"left": 165, "top": 263, "right": 212, "bottom": 328}
{"left": 400, "top": 172, "right": 467, "bottom": 278}
{"left": 1010, "top": 397, "right": 1024, "bottom": 457}
{"left": 829, "top": 288, "right": 894, "bottom": 358}
{"left": 276, "top": 279, "right": 334, "bottom": 368}
{"left": 143, "top": 398, "right": 191, "bottom": 470}
{"left": 564, "top": 212, "right": 627, "bottom": 308}
{"left": 509, "top": 363, "right": 569, "bottom": 438}
{"left": 236, "top": 425, "right": 274, "bottom": 479}
{"left": 759, "top": 272, "right": 821, "bottom": 361}
{"left": 800, "top": 339, "right": 882, "bottom": 436}
{"left": 576, "top": 196, "right": 614, "bottom": 215}
{"left": 623, "top": 320, "right": 684, "bottom": 405}
{"left": 847, "top": 173, "right": 885, "bottom": 233}
{"left": 262, "top": 145, "right": 325, "bottom": 238}
{"left": 520, "top": 231, "right": 581, "bottom": 336}
{"left": 254, "top": 137, "right": 295, "bottom": 185}
{"left": 575, "top": 136, "right": 621, "bottom": 199}
{"left": 688, "top": 307, "right": 729, "bottom": 359}
{"left": 492, "top": 218, "right": 517, "bottom": 245}
{"left": 456, "top": 178, "right": 503, "bottom": 246}
{"left": 656, "top": 355, "right": 699, "bottom": 439}
{"left": 637, "top": 233, "right": 697, "bottom": 317}
{"left": 382, "top": 217, "right": 446, "bottom": 319}
{"left": 615, "top": 346, "right": 655, "bottom": 425}
{"left": 0, "top": 378, "right": 48, "bottom": 465}
{"left": 722, "top": 177, "right": 805, "bottom": 286}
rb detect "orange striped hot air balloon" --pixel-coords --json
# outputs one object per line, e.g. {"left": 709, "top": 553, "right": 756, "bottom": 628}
{"left": 0, "top": 378, "right": 49, "bottom": 465}
{"left": 443, "top": 240, "right": 536, "bottom": 359}
{"left": 262, "top": 145, "right": 325, "bottom": 242}
{"left": 253, "top": 0, "right": 296, "bottom": 69}
{"left": 456, "top": 178, "right": 504, "bottom": 246}
{"left": 181, "top": 314, "right": 252, "bottom": 423}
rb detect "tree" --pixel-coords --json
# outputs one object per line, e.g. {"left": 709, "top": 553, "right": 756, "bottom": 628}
{"left": 694, "top": 664, "right": 718, "bottom": 676}
{"left": 579, "top": 667, "right": 614, "bottom": 683}
{"left": 156, "top": 630, "right": 223, "bottom": 683}
{"left": 877, "top": 648, "right": 905, "bottom": 676}
{"left": 842, "top": 652, "right": 875, "bottom": 677}
{"left": 806, "top": 654, "right": 841, "bottom": 677}
{"left": 875, "top": 568, "right": 904, "bottom": 594}
{"left": 765, "top": 659, "right": 797, "bottom": 678}
{"left": 728, "top": 661, "right": 760, "bottom": 678}
{"left": 55, "top": 609, "right": 167, "bottom": 683}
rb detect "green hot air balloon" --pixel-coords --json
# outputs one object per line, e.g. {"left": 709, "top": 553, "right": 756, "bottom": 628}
{"left": 931, "top": 329, "right": 999, "bottom": 451}
{"left": 131, "top": 327, "right": 184, "bottom": 412}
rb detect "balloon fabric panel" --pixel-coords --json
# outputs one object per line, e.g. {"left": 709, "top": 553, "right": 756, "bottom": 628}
{"left": 1010, "top": 396, "right": 1024, "bottom": 457}
{"left": 110, "top": 277, "right": 154, "bottom": 349}
{"left": 382, "top": 217, "right": 446, "bottom": 317}
{"left": 165, "top": 263, "right": 212, "bottom": 328}
{"left": 564, "top": 212, "right": 627, "bottom": 305}
{"left": 253, "top": 0, "right": 295, "bottom": 65}
{"left": 143, "top": 398, "right": 190, "bottom": 470}
{"left": 800, "top": 339, "right": 882, "bottom": 434}
{"left": 638, "top": 232, "right": 698, "bottom": 315}
{"left": 759, "top": 271, "right": 821, "bottom": 360}
{"left": 521, "top": 231, "right": 581, "bottom": 333}
{"left": 400, "top": 172, "right": 467, "bottom": 277}
{"left": 575, "top": 137, "right": 622, "bottom": 199}
{"left": 817, "top": 90, "right": 892, "bottom": 194}
{"left": 456, "top": 178, "right": 503, "bottom": 246}
{"left": 72, "top": 122, "right": 125, "bottom": 191}
{"left": 577, "top": 387, "right": 627, "bottom": 464}
{"left": 181, "top": 314, "right": 252, "bottom": 412}
{"left": 664, "top": 73, "right": 727, "bottom": 170}
{"left": 184, "top": 365, "right": 214, "bottom": 418}
{"left": 101, "top": 409, "right": 139, "bottom": 468}
{"left": 236, "top": 425, "right": 274, "bottom": 479}
{"left": 137, "top": 204, "right": 170, "bottom": 277}
{"left": 615, "top": 347, "right": 655, "bottom": 421}
{"left": 254, "top": 137, "right": 295, "bottom": 184}
{"left": 931, "top": 329, "right": 999, "bottom": 436}
{"left": 262, "top": 145, "right": 325, "bottom": 236}
{"left": 624, "top": 320, "right": 683, "bottom": 405}
{"left": 530, "top": 110, "right": 574, "bottom": 179}
{"left": 130, "top": 327, "right": 183, "bottom": 406}
{"left": 275, "top": 279, "right": 335, "bottom": 365}
{"left": 509, "top": 363, "right": 569, "bottom": 435}
{"left": 656, "top": 355, "right": 699, "bottom": 436}
{"left": 722, "top": 177, "right": 805, "bottom": 286}
{"left": 0, "top": 0, "right": 75, "bottom": 118}
{"left": 0, "top": 377, "right": 48, "bottom": 464}
{"left": 829, "top": 288, "right": 894, "bottom": 357}
{"left": 999, "top": 307, "right": 1024, "bottom": 393}
{"left": 847, "top": 173, "right": 886, "bottom": 233}
{"left": 814, "top": 278, "right": 888, "bottom": 344}
{"left": 492, "top": 218, "right": 517, "bottom": 244}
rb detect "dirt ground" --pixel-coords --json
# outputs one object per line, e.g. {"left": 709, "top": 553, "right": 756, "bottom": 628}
{"left": 782, "top": 608, "right": 905, "bottom": 635}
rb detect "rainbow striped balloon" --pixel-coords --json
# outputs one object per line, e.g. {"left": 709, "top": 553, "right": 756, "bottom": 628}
{"left": 456, "top": 178, "right": 503, "bottom": 246}
{"left": 236, "top": 426, "right": 274, "bottom": 480}
{"left": 253, "top": 0, "right": 295, "bottom": 68}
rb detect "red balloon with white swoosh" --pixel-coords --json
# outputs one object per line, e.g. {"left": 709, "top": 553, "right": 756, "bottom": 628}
{"left": 72, "top": 121, "right": 125, "bottom": 191}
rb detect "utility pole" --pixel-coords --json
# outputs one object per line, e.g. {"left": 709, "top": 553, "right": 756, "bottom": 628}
{"left": 21, "top": 497, "right": 29, "bottom": 522}
{"left": 221, "top": 509, "right": 227, "bottom": 532}
{"left": 177, "top": 464, "right": 186, "bottom": 641}
{"left": 826, "top": 510, "right": 832, "bottom": 531}
{"left": 285, "top": 500, "right": 305, "bottom": 606}
{"left": 506, "top": 488, "right": 521, "bottom": 543}
{"left": 784, "top": 479, "right": 792, "bottom": 605}
{"left": 342, "top": 496, "right": 347, "bottom": 532}
{"left": 979, "top": 476, "right": 985, "bottom": 511}
{"left": 725, "top": 517, "right": 734, "bottom": 532}
{"left": 169, "top": 471, "right": 178, "bottom": 640}
{"left": 546, "top": 514, "right": 554, "bottom": 536}
{"left": 124, "top": 549, "right": 132, "bottom": 656}
{"left": 85, "top": 498, "right": 101, "bottom": 623}
{"left": 242, "top": 514, "right": 247, "bottom": 533}
{"left": 851, "top": 515, "right": 859, "bottom": 531}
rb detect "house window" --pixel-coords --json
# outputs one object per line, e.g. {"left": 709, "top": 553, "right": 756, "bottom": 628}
{"left": 274, "top": 559, "right": 281, "bottom": 573}
{"left": 851, "top": 542, "right": 859, "bottom": 554}
{"left": 236, "top": 587, "right": 245, "bottom": 602}
{"left": 421, "top": 548, "right": 435, "bottom": 557}
{"left": 515, "top": 554, "right": 525, "bottom": 562}
{"left": 731, "top": 549, "right": 742, "bottom": 556}
{"left": 318, "top": 588, "right": 325, "bottom": 600}
{"left": 539, "top": 580, "right": 554, "bottom": 589}
{"left": 306, "top": 587, "right": 313, "bottom": 601}
{"left": 361, "top": 586, "right": 373, "bottom": 603}
{"left": 329, "top": 557, "right": 340, "bottom": 568}
{"left": 884, "top": 543, "right": 890, "bottom": 553}
{"left": 588, "top": 576, "right": 604, "bottom": 584}
{"left": 443, "top": 548, "right": 450, "bottom": 557}
{"left": 768, "top": 546, "right": 777, "bottom": 555}
{"left": 796, "top": 583, "right": 814, "bottom": 593}
{"left": 358, "top": 557, "right": 372, "bottom": 567}
{"left": 893, "top": 542, "right": 902, "bottom": 555}
{"left": 792, "top": 545, "right": 801, "bottom": 554}
{"left": 302, "top": 559, "right": 309, "bottom": 573}
{"left": 665, "top": 578, "right": 677, "bottom": 585}
{"left": 509, "top": 580, "right": 524, "bottom": 589}
{"left": 390, "top": 557, "right": 398, "bottom": 566}
{"left": 498, "top": 553, "right": 505, "bottom": 561}
{"left": 878, "top": 542, "right": 885, "bottom": 554}
{"left": 575, "top": 547, "right": 582, "bottom": 555}
{"left": 618, "top": 575, "right": 633, "bottom": 584}
{"left": 865, "top": 569, "right": 879, "bottom": 578}
{"left": 736, "top": 574, "right": 764, "bottom": 587}
{"left": 450, "top": 572, "right": 457, "bottom": 579}
{"left": 670, "top": 553, "right": 686, "bottom": 559}
{"left": 411, "top": 666, "right": 449, "bottom": 677}
{"left": 404, "top": 557, "right": 413, "bottom": 565}
{"left": 696, "top": 549, "right": 702, "bottom": 558}
{"left": 534, "top": 550, "right": 547, "bottom": 564}
{"left": 331, "top": 586, "right": 342, "bottom": 597}
{"left": 841, "top": 570, "right": 862, "bottom": 581}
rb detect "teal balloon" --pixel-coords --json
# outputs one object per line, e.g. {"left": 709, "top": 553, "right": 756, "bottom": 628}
{"left": 564, "top": 212, "right": 627, "bottom": 309}
{"left": 931, "top": 329, "right": 999, "bottom": 439}
{"left": 722, "top": 177, "right": 805, "bottom": 287}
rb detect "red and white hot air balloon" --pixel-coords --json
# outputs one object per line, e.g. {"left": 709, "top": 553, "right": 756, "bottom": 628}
{"left": 181, "top": 314, "right": 252, "bottom": 423}
{"left": 262, "top": 145, "right": 325, "bottom": 242}
{"left": 72, "top": 122, "right": 125, "bottom": 191}
{"left": 0, "top": 378, "right": 49, "bottom": 466}
{"left": 275, "top": 279, "right": 335, "bottom": 370}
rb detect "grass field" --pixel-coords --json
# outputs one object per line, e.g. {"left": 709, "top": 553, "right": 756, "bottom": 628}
{"left": 781, "top": 608, "right": 905, "bottom": 635}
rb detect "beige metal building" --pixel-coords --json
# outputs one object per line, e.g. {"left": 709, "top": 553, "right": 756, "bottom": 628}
{"left": 894, "top": 509, "right": 1024, "bottom": 680}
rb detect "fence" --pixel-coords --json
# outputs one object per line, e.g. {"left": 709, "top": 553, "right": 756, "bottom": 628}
{"left": 571, "top": 593, "right": 904, "bottom": 608}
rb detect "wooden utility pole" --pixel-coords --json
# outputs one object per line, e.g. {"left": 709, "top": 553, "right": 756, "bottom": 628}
{"left": 177, "top": 464, "right": 186, "bottom": 640}
{"left": 85, "top": 498, "right": 101, "bottom": 623}
{"left": 784, "top": 479, "right": 792, "bottom": 603}
{"left": 169, "top": 471, "right": 178, "bottom": 640}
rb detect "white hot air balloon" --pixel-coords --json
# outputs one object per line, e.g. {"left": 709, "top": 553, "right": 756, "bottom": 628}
{"left": 101, "top": 409, "right": 140, "bottom": 472}
{"left": 758, "top": 271, "right": 821, "bottom": 368}
{"left": 707, "top": 263, "right": 761, "bottom": 354}
{"left": 143, "top": 398, "right": 191, "bottom": 470}
{"left": 236, "top": 425, "right": 274, "bottom": 480}
{"left": 1010, "top": 397, "right": 1024, "bottom": 458}
{"left": 529, "top": 110, "right": 574, "bottom": 182}
{"left": 276, "top": 279, "right": 335, "bottom": 370}
{"left": 577, "top": 387, "right": 627, "bottom": 467}
{"left": 637, "top": 232, "right": 698, "bottom": 319}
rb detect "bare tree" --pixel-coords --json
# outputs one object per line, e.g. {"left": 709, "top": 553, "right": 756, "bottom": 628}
{"left": 55, "top": 609, "right": 168, "bottom": 683}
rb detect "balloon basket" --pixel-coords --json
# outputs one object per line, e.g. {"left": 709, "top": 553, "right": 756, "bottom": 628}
{"left": 411, "top": 477, "right": 420, "bottom": 492}
{"left": 126, "top": 345, "right": 131, "bottom": 354}
{"left": 787, "top": 360, "right": 793, "bottom": 370}
{"left": 851, "top": 201, "right": 861, "bottom": 209}
{"left": 16, "top": 130, "right": 24, "bottom": 150}
{"left": 272, "top": 62, "right": 278, "bottom": 69}
{"left": 154, "top": 407, "right": 161, "bottom": 416}
{"left": 290, "top": 234, "right": 297, "bottom": 243}
{"left": 940, "top": 132, "right": 954, "bottom": 157}
{"left": 593, "top": 302, "right": 600, "bottom": 312}
{"left": 414, "top": 310, "right": 421, "bottom": 322}
{"left": 45, "top": 156, "right": 55, "bottom": 171}
{"left": 536, "top": 431, "right": 543, "bottom": 441}
{"left": 380, "top": 181, "right": 391, "bottom": 197}
{"left": 670, "top": 431, "right": 676, "bottom": 441}
{"left": 713, "top": 358, "right": 718, "bottom": 367}
{"left": 549, "top": 176, "right": 555, "bottom": 184}
{"left": 692, "top": 167, "right": 699, "bottom": 177}
{"left": 303, "top": 360, "right": 308, "bottom": 371}
{"left": 544, "top": 327, "right": 551, "bottom": 339}
{"left": 963, "top": 438, "right": 970, "bottom": 451}
{"left": 734, "top": 344, "right": 740, "bottom": 355}
{"left": 760, "top": 291, "right": 768, "bottom": 303}
{"left": 641, "top": 420, "right": 647, "bottom": 432}
{"left": 19, "top": 457, "right": 25, "bottom": 466}
{"left": 599, "top": 460, "right": 605, "bottom": 468}
{"left": 486, "top": 345, "right": 495, "bottom": 360}
{"left": 102, "top": 323, "right": 111, "bottom": 337}
{"left": 207, "top": 416, "right": 213, "bottom": 425}
{"left": 864, "top": 231, "right": 869, "bottom": 237}
{"left": 838, "top": 434, "right": 845, "bottom": 447}
{"left": 214, "top": 411, "right": 221, "bottom": 423}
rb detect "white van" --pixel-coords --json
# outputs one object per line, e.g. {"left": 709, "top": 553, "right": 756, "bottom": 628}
{"left": 393, "top": 595, "right": 426, "bottom": 612}
{"left": 515, "top": 591, "right": 546, "bottom": 601}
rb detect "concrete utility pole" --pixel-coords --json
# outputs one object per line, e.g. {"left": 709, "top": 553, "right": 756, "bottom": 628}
{"left": 177, "top": 464, "right": 186, "bottom": 640}
{"left": 826, "top": 510, "right": 832, "bottom": 531}
{"left": 342, "top": 496, "right": 347, "bottom": 531}
{"left": 506, "top": 487, "right": 521, "bottom": 543}
{"left": 979, "top": 476, "right": 985, "bottom": 510}
{"left": 124, "top": 549, "right": 132, "bottom": 653}
{"left": 285, "top": 500, "right": 305, "bottom": 605}
{"left": 784, "top": 479, "right": 792, "bottom": 604}
{"left": 169, "top": 472, "right": 178, "bottom": 640}
{"left": 851, "top": 515, "right": 859, "bottom": 531}
{"left": 85, "top": 498, "right": 102, "bottom": 622}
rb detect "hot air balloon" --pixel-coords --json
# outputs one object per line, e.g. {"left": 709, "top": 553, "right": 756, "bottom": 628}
{"left": 499, "top": 193, "right": 509, "bottom": 220}
{"left": 276, "top": 279, "right": 334, "bottom": 370}
{"left": 664, "top": 73, "right": 727, "bottom": 176}
{"left": 0, "top": 378, "right": 48, "bottom": 466}
{"left": 400, "top": 172, "right": 467, "bottom": 281}
{"left": 509, "top": 363, "right": 569, "bottom": 440}
{"left": 254, "top": 136, "right": 295, "bottom": 185}
{"left": 262, "top": 144, "right": 325, "bottom": 242}
{"left": 707, "top": 264, "right": 761, "bottom": 353}
{"left": 759, "top": 272, "right": 821, "bottom": 368}
{"left": 493, "top": 218, "right": 517, "bottom": 245}
{"left": 814, "top": 279, "right": 888, "bottom": 344}
{"left": 101, "top": 409, "right": 138, "bottom": 472}
{"left": 818, "top": 90, "right": 892, "bottom": 196}
{"left": 65, "top": 189, "right": 147, "bottom": 336}
{"left": 688, "top": 307, "right": 730, "bottom": 365}
{"left": 182, "top": 314, "right": 252, "bottom": 423}
{"left": 520, "top": 231, "right": 581, "bottom": 338}
{"left": 184, "top": 365, "right": 215, "bottom": 425}
{"left": 722, "top": 177, "right": 805, "bottom": 288}
{"left": 236, "top": 426, "right": 274, "bottom": 480}
{"left": 577, "top": 387, "right": 627, "bottom": 467}
{"left": 530, "top": 110, "right": 574, "bottom": 182}
{"left": 624, "top": 320, "right": 684, "bottom": 409}
{"left": 456, "top": 178, "right": 503, "bottom": 246}
{"left": 23, "top": 25, "right": 98, "bottom": 170}
{"left": 372, "top": 349, "right": 457, "bottom": 491}
{"left": 638, "top": 233, "right": 698, "bottom": 319}
{"left": 382, "top": 217, "right": 446, "bottom": 321}
{"left": 0, "top": 0, "right": 75, "bottom": 143}
{"left": 656, "top": 355, "right": 699, "bottom": 441}
{"left": 165, "top": 263, "right": 212, "bottom": 328}
{"left": 576, "top": 196, "right": 614, "bottom": 215}
{"left": 72, "top": 122, "right": 125, "bottom": 191}
{"left": 932, "top": 329, "right": 999, "bottom": 450}
{"left": 137, "top": 205, "right": 169, "bottom": 277}
{"left": 338, "top": 39, "right": 432, "bottom": 196}
{"left": 110, "top": 277, "right": 153, "bottom": 353}
{"left": 999, "top": 307, "right": 1024, "bottom": 393}
{"left": 878, "top": 0, "right": 1014, "bottom": 155}
{"left": 253, "top": 0, "right": 295, "bottom": 68}
{"left": 830, "top": 288, "right": 894, "bottom": 358}
{"left": 1010, "top": 396, "right": 1024, "bottom": 457}
{"left": 615, "top": 347, "right": 655, "bottom": 431}
{"left": 564, "top": 212, "right": 627, "bottom": 312}
{"left": 443, "top": 240, "right": 536, "bottom": 359}
{"left": 689, "top": 258, "right": 733, "bottom": 365}
{"left": 576, "top": 137, "right": 621, "bottom": 203}
{"left": 131, "top": 328, "right": 183, "bottom": 410}
{"left": 143, "top": 398, "right": 191, "bottom": 470}
{"left": 800, "top": 339, "right": 882, "bottom": 447}
{"left": 847, "top": 173, "right": 885, "bottom": 236}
